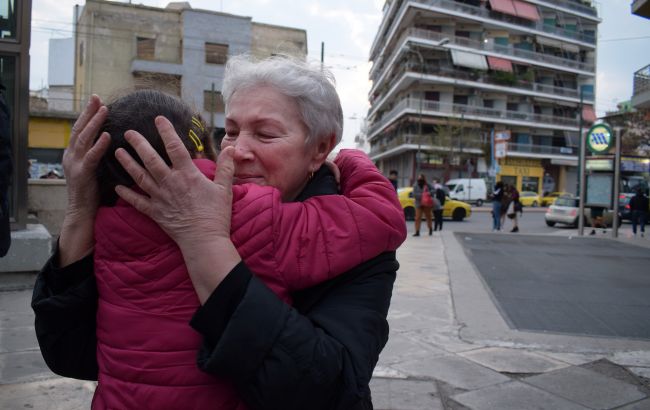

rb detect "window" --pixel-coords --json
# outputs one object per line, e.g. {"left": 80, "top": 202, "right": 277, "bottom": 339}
{"left": 424, "top": 91, "right": 439, "bottom": 101}
{"left": 136, "top": 37, "right": 155, "bottom": 60}
{"left": 78, "top": 42, "right": 84, "bottom": 66}
{"left": 0, "top": 0, "right": 16, "bottom": 39}
{"left": 453, "top": 95, "right": 469, "bottom": 105}
{"left": 205, "top": 42, "right": 228, "bottom": 65}
{"left": 483, "top": 99, "right": 494, "bottom": 108}
{"left": 203, "top": 90, "right": 224, "bottom": 113}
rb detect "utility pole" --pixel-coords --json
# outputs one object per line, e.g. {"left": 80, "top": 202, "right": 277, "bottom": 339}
{"left": 210, "top": 82, "right": 215, "bottom": 132}
{"left": 406, "top": 46, "right": 424, "bottom": 180}
{"left": 578, "top": 88, "right": 586, "bottom": 235}
{"left": 321, "top": 42, "right": 324, "bottom": 71}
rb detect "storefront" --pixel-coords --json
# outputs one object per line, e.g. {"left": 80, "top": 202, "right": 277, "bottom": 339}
{"left": 497, "top": 157, "right": 544, "bottom": 194}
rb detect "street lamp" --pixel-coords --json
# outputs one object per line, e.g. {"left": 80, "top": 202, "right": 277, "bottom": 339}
{"left": 404, "top": 44, "right": 425, "bottom": 180}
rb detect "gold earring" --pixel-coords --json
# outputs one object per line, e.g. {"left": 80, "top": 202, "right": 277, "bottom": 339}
{"left": 308, "top": 171, "right": 314, "bottom": 180}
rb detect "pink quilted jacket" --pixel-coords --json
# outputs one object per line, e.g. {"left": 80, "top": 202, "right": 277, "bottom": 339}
{"left": 92, "top": 150, "right": 406, "bottom": 409}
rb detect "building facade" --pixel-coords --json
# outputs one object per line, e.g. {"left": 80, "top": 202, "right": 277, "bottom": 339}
{"left": 74, "top": 0, "right": 307, "bottom": 134}
{"left": 367, "top": 0, "right": 600, "bottom": 195}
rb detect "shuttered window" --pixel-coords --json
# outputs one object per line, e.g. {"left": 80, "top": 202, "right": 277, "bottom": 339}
{"left": 205, "top": 43, "right": 228, "bottom": 65}
{"left": 136, "top": 37, "right": 155, "bottom": 60}
{"left": 204, "top": 90, "right": 225, "bottom": 113}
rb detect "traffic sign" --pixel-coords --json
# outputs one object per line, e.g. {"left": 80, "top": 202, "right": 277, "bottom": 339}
{"left": 586, "top": 123, "right": 613, "bottom": 154}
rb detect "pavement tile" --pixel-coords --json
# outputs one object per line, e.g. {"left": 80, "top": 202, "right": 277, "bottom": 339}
{"left": 451, "top": 381, "right": 591, "bottom": 410}
{"left": 392, "top": 354, "right": 510, "bottom": 390}
{"left": 615, "top": 398, "right": 650, "bottom": 410}
{"left": 537, "top": 351, "right": 607, "bottom": 366}
{"left": 524, "top": 365, "right": 648, "bottom": 409}
{"left": 370, "top": 378, "right": 443, "bottom": 410}
{"left": 379, "top": 332, "right": 447, "bottom": 365}
{"left": 0, "top": 378, "right": 95, "bottom": 409}
{"left": 459, "top": 347, "right": 568, "bottom": 374}
{"left": 629, "top": 367, "right": 650, "bottom": 379}
{"left": 611, "top": 351, "right": 650, "bottom": 368}
{"left": 0, "top": 350, "right": 54, "bottom": 384}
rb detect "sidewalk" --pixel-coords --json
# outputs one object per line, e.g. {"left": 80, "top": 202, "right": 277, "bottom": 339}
{"left": 370, "top": 231, "right": 650, "bottom": 409}
{"left": 1, "top": 231, "right": 649, "bottom": 409}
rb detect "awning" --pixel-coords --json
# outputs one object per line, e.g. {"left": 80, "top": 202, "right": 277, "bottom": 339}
{"left": 489, "top": 0, "right": 517, "bottom": 17}
{"left": 487, "top": 56, "right": 513, "bottom": 72}
{"left": 582, "top": 105, "right": 597, "bottom": 123}
{"left": 536, "top": 35, "right": 563, "bottom": 48}
{"left": 451, "top": 49, "right": 488, "bottom": 70}
{"left": 513, "top": 0, "right": 541, "bottom": 21}
{"left": 561, "top": 43, "right": 580, "bottom": 53}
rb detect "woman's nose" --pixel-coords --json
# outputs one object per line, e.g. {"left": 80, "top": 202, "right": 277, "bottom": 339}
{"left": 231, "top": 139, "right": 254, "bottom": 162}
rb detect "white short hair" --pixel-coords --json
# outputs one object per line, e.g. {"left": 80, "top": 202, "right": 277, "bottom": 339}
{"left": 222, "top": 55, "right": 343, "bottom": 147}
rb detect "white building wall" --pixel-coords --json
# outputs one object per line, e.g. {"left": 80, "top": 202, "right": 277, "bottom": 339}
{"left": 48, "top": 38, "right": 74, "bottom": 87}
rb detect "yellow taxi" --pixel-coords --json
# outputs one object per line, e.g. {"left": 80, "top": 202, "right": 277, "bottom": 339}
{"left": 519, "top": 191, "right": 541, "bottom": 207}
{"left": 540, "top": 191, "right": 571, "bottom": 207}
{"left": 397, "top": 187, "right": 472, "bottom": 221}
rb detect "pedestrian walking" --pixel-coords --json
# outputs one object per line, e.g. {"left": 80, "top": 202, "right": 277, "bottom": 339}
{"left": 413, "top": 174, "right": 434, "bottom": 236}
{"left": 491, "top": 181, "right": 504, "bottom": 231}
{"left": 630, "top": 188, "right": 649, "bottom": 237}
{"left": 388, "top": 169, "right": 398, "bottom": 191}
{"left": 433, "top": 179, "right": 446, "bottom": 232}
{"left": 506, "top": 185, "right": 522, "bottom": 233}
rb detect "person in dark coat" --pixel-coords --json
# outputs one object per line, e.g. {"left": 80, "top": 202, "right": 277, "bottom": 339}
{"left": 388, "top": 169, "right": 398, "bottom": 190}
{"left": 0, "top": 81, "right": 12, "bottom": 257}
{"left": 32, "top": 56, "right": 406, "bottom": 410}
{"left": 491, "top": 181, "right": 504, "bottom": 231}
{"left": 630, "top": 187, "right": 649, "bottom": 237}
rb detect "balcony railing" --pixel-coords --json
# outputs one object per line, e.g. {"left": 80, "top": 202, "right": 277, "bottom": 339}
{"left": 530, "top": 0, "right": 598, "bottom": 18}
{"left": 507, "top": 142, "right": 576, "bottom": 156}
{"left": 368, "top": 97, "right": 579, "bottom": 137}
{"left": 375, "top": 0, "right": 596, "bottom": 58}
{"left": 371, "top": 27, "right": 594, "bottom": 84}
{"left": 368, "top": 133, "right": 484, "bottom": 157}
{"left": 368, "top": 133, "right": 574, "bottom": 158}
{"left": 371, "top": 62, "right": 592, "bottom": 116}
{"left": 633, "top": 64, "right": 650, "bottom": 96}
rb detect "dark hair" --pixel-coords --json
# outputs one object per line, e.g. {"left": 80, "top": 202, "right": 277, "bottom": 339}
{"left": 389, "top": 170, "right": 398, "bottom": 176}
{"left": 96, "top": 89, "right": 216, "bottom": 206}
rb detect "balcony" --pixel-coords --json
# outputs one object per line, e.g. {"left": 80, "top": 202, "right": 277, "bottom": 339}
{"left": 371, "top": 27, "right": 594, "bottom": 84}
{"left": 529, "top": 0, "right": 598, "bottom": 18}
{"left": 632, "top": 0, "right": 650, "bottom": 19}
{"left": 632, "top": 64, "right": 650, "bottom": 109}
{"left": 368, "top": 97, "right": 580, "bottom": 139}
{"left": 371, "top": 0, "right": 596, "bottom": 59}
{"left": 368, "top": 133, "right": 574, "bottom": 160}
{"left": 368, "top": 133, "right": 484, "bottom": 158}
{"left": 370, "top": 62, "right": 591, "bottom": 119}
{"left": 131, "top": 59, "right": 184, "bottom": 76}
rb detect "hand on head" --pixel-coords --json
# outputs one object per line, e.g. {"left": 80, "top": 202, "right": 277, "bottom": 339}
{"left": 114, "top": 116, "right": 235, "bottom": 246}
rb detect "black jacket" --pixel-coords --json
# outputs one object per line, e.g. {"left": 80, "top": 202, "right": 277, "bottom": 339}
{"left": 32, "top": 166, "right": 399, "bottom": 410}
{"left": 630, "top": 193, "right": 649, "bottom": 213}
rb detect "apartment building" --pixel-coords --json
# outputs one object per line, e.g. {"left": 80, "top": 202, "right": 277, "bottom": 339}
{"left": 74, "top": 0, "right": 307, "bottom": 133}
{"left": 367, "top": 0, "right": 600, "bottom": 195}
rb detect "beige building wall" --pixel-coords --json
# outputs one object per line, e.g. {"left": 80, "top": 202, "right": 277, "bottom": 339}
{"left": 251, "top": 22, "right": 307, "bottom": 59}
{"left": 74, "top": 0, "right": 183, "bottom": 110}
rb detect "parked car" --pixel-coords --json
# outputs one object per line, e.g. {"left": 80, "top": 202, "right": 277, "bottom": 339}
{"left": 519, "top": 191, "right": 540, "bottom": 207}
{"left": 398, "top": 187, "right": 472, "bottom": 221}
{"left": 445, "top": 178, "right": 487, "bottom": 206}
{"left": 545, "top": 195, "right": 618, "bottom": 228}
{"left": 619, "top": 193, "right": 650, "bottom": 223}
{"left": 541, "top": 191, "right": 571, "bottom": 207}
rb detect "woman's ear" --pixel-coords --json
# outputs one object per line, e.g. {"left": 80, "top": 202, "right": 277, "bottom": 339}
{"left": 310, "top": 134, "right": 337, "bottom": 169}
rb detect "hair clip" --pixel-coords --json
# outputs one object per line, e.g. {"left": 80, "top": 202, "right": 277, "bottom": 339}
{"left": 188, "top": 129, "right": 204, "bottom": 152}
{"left": 192, "top": 116, "right": 206, "bottom": 133}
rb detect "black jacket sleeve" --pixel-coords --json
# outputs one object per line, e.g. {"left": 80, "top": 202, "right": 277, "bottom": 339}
{"left": 191, "top": 252, "right": 398, "bottom": 410}
{"left": 31, "top": 246, "right": 99, "bottom": 381}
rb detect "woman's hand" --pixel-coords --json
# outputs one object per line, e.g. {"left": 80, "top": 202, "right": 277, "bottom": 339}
{"left": 59, "top": 95, "right": 111, "bottom": 266}
{"left": 115, "top": 116, "right": 241, "bottom": 303}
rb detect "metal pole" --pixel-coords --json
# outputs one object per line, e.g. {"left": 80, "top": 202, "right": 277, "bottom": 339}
{"left": 458, "top": 112, "right": 464, "bottom": 178}
{"left": 210, "top": 82, "right": 215, "bottom": 132}
{"left": 612, "top": 127, "right": 622, "bottom": 238}
{"left": 578, "top": 108, "right": 587, "bottom": 236}
{"left": 577, "top": 88, "right": 584, "bottom": 195}
{"left": 413, "top": 49, "right": 424, "bottom": 179}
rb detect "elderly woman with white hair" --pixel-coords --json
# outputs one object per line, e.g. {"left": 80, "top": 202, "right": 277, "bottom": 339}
{"left": 32, "top": 56, "right": 405, "bottom": 410}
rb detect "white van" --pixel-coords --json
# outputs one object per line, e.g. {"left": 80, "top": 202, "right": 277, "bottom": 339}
{"left": 445, "top": 178, "right": 487, "bottom": 206}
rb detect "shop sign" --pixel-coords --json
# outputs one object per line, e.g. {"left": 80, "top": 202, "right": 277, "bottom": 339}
{"left": 586, "top": 123, "right": 613, "bottom": 154}
{"left": 495, "top": 141, "right": 508, "bottom": 158}
{"left": 586, "top": 158, "right": 614, "bottom": 171}
{"left": 494, "top": 130, "right": 511, "bottom": 141}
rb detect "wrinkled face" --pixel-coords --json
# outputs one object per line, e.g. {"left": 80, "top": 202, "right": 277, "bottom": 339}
{"left": 222, "top": 86, "right": 327, "bottom": 202}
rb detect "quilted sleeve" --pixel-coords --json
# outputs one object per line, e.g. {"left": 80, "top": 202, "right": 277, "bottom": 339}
{"left": 271, "top": 149, "right": 406, "bottom": 291}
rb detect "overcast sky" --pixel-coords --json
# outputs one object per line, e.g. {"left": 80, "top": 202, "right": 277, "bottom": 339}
{"left": 30, "top": 0, "right": 650, "bottom": 149}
